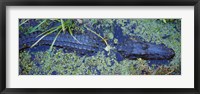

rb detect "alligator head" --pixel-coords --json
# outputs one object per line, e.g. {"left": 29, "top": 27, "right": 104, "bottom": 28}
{"left": 116, "top": 40, "right": 175, "bottom": 60}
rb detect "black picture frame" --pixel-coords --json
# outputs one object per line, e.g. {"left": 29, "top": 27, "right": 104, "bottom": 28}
{"left": 0, "top": 0, "right": 200, "bottom": 94}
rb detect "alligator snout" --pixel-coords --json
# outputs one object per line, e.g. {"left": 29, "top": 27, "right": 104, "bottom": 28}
{"left": 165, "top": 48, "right": 175, "bottom": 59}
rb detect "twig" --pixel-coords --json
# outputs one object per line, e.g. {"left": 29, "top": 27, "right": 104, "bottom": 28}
{"left": 84, "top": 25, "right": 109, "bottom": 46}
{"left": 166, "top": 69, "right": 174, "bottom": 75}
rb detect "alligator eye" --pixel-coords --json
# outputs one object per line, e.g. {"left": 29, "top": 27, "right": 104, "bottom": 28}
{"left": 142, "top": 44, "right": 149, "bottom": 50}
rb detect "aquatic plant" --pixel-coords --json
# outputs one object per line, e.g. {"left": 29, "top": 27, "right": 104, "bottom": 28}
{"left": 19, "top": 48, "right": 180, "bottom": 75}
{"left": 19, "top": 51, "right": 34, "bottom": 75}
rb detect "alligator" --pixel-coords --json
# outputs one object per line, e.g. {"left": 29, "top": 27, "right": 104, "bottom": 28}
{"left": 19, "top": 30, "right": 175, "bottom": 61}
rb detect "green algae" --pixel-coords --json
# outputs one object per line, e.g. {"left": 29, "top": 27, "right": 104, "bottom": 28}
{"left": 19, "top": 49, "right": 180, "bottom": 75}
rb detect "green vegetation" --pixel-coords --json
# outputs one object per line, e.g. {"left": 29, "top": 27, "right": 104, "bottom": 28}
{"left": 20, "top": 49, "right": 180, "bottom": 75}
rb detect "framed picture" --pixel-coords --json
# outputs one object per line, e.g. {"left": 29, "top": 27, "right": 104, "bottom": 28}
{"left": 0, "top": 0, "right": 200, "bottom": 94}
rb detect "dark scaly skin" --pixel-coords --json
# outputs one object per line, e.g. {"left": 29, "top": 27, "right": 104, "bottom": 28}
{"left": 19, "top": 31, "right": 105, "bottom": 56}
{"left": 19, "top": 31, "right": 175, "bottom": 60}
